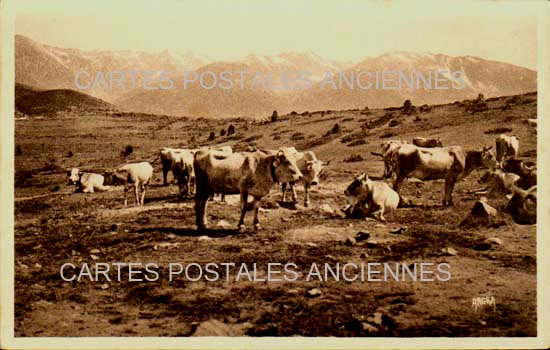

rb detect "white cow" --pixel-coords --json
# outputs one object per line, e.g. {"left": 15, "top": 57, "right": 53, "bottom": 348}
{"left": 344, "top": 173, "right": 399, "bottom": 222}
{"left": 104, "top": 162, "right": 153, "bottom": 206}
{"left": 279, "top": 148, "right": 329, "bottom": 207}
{"left": 67, "top": 168, "right": 110, "bottom": 193}
{"left": 495, "top": 134, "right": 519, "bottom": 165}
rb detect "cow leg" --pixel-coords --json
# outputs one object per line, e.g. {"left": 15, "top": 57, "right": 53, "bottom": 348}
{"left": 195, "top": 199, "right": 208, "bottom": 230}
{"left": 123, "top": 186, "right": 128, "bottom": 206}
{"left": 83, "top": 185, "right": 93, "bottom": 193}
{"left": 443, "top": 178, "right": 457, "bottom": 206}
{"left": 290, "top": 182, "right": 298, "bottom": 204}
{"left": 304, "top": 184, "right": 310, "bottom": 207}
{"left": 281, "top": 183, "right": 287, "bottom": 202}
{"left": 140, "top": 184, "right": 147, "bottom": 206}
{"left": 393, "top": 174, "right": 404, "bottom": 193}
{"left": 372, "top": 206, "right": 386, "bottom": 222}
{"left": 220, "top": 194, "right": 226, "bottom": 203}
{"left": 238, "top": 191, "right": 249, "bottom": 231}
{"left": 252, "top": 196, "right": 263, "bottom": 231}
{"left": 189, "top": 177, "right": 196, "bottom": 196}
{"left": 134, "top": 183, "right": 140, "bottom": 206}
{"left": 162, "top": 160, "right": 171, "bottom": 186}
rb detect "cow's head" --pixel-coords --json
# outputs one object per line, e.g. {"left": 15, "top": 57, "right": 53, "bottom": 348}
{"left": 344, "top": 173, "right": 373, "bottom": 199}
{"left": 173, "top": 161, "right": 191, "bottom": 184}
{"left": 480, "top": 146, "right": 498, "bottom": 169}
{"left": 272, "top": 150, "right": 303, "bottom": 183}
{"left": 304, "top": 160, "right": 329, "bottom": 186}
{"left": 67, "top": 168, "right": 81, "bottom": 185}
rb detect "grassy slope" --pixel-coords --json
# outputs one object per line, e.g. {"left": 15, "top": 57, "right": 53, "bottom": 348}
{"left": 13, "top": 92, "right": 537, "bottom": 336}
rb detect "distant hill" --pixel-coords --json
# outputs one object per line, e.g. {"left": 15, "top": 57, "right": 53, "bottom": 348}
{"left": 15, "top": 86, "right": 116, "bottom": 116}
{"left": 15, "top": 34, "right": 537, "bottom": 118}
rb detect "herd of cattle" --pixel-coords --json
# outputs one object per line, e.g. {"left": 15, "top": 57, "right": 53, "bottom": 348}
{"left": 66, "top": 133, "right": 536, "bottom": 230}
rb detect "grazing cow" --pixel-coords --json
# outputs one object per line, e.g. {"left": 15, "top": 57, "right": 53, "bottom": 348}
{"left": 412, "top": 137, "right": 443, "bottom": 148}
{"left": 393, "top": 144, "right": 497, "bottom": 206}
{"left": 104, "top": 162, "right": 153, "bottom": 206}
{"left": 505, "top": 185, "right": 536, "bottom": 225}
{"left": 171, "top": 150, "right": 196, "bottom": 196}
{"left": 194, "top": 149, "right": 303, "bottom": 231}
{"left": 502, "top": 158, "right": 537, "bottom": 190}
{"left": 279, "top": 148, "right": 329, "bottom": 207}
{"left": 67, "top": 168, "right": 110, "bottom": 193}
{"left": 478, "top": 169, "right": 520, "bottom": 199}
{"left": 344, "top": 173, "right": 399, "bottom": 222}
{"left": 371, "top": 140, "right": 407, "bottom": 179}
{"left": 495, "top": 134, "right": 519, "bottom": 165}
{"left": 157, "top": 147, "right": 189, "bottom": 186}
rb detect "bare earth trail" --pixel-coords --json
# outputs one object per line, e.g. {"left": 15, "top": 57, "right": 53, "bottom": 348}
{"left": 14, "top": 93, "right": 537, "bottom": 336}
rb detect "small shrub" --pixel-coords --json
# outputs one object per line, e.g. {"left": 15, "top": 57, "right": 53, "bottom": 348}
{"left": 388, "top": 119, "right": 399, "bottom": 127}
{"left": 220, "top": 129, "right": 226, "bottom": 136}
{"left": 343, "top": 153, "right": 364, "bottom": 163}
{"left": 121, "top": 145, "right": 134, "bottom": 158}
{"left": 484, "top": 127, "right": 513, "bottom": 135}
{"left": 273, "top": 135, "right": 281, "bottom": 140}
{"left": 290, "top": 111, "right": 297, "bottom": 115}
{"left": 66, "top": 150, "right": 74, "bottom": 158}
{"left": 347, "top": 139, "right": 367, "bottom": 147}
{"left": 208, "top": 132, "right": 216, "bottom": 141}
{"left": 227, "top": 124, "right": 235, "bottom": 135}
{"left": 301, "top": 111, "right": 309, "bottom": 116}
{"left": 271, "top": 110, "right": 278, "bottom": 122}
{"left": 380, "top": 131, "right": 395, "bottom": 139}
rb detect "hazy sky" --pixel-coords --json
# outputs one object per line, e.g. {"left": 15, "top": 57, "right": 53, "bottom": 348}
{"left": 15, "top": 0, "right": 538, "bottom": 69}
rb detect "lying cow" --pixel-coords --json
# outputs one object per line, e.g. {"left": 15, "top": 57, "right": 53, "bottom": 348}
{"left": 67, "top": 168, "right": 110, "bottom": 193}
{"left": 502, "top": 158, "right": 537, "bottom": 190}
{"left": 495, "top": 134, "right": 519, "bottom": 165}
{"left": 505, "top": 185, "right": 536, "bottom": 225}
{"left": 393, "top": 144, "right": 497, "bottom": 206}
{"left": 104, "top": 162, "right": 153, "bottom": 207}
{"left": 194, "top": 149, "right": 302, "bottom": 231}
{"left": 412, "top": 137, "right": 443, "bottom": 148}
{"left": 344, "top": 173, "right": 399, "bottom": 222}
{"left": 279, "top": 148, "right": 329, "bottom": 207}
{"left": 371, "top": 140, "right": 407, "bottom": 179}
{"left": 478, "top": 168, "right": 520, "bottom": 199}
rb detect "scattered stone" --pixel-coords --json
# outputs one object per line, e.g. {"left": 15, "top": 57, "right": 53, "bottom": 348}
{"left": 390, "top": 227, "right": 406, "bottom": 234}
{"left": 374, "top": 224, "right": 385, "bottom": 228}
{"left": 484, "top": 237, "right": 503, "bottom": 245}
{"left": 361, "top": 322, "right": 378, "bottom": 333}
{"left": 366, "top": 240, "right": 378, "bottom": 248}
{"left": 325, "top": 254, "right": 337, "bottom": 262}
{"left": 367, "top": 312, "right": 384, "bottom": 326}
{"left": 71, "top": 250, "right": 78, "bottom": 256}
{"left": 100, "top": 283, "right": 109, "bottom": 290}
{"left": 319, "top": 204, "right": 334, "bottom": 215}
{"left": 460, "top": 200, "right": 499, "bottom": 227}
{"left": 480, "top": 320, "right": 487, "bottom": 326}
{"left": 440, "top": 247, "right": 457, "bottom": 256}
{"left": 216, "top": 220, "right": 232, "bottom": 229}
{"left": 90, "top": 254, "right": 100, "bottom": 260}
{"left": 34, "top": 300, "right": 53, "bottom": 309}
{"left": 360, "top": 252, "right": 369, "bottom": 259}
{"left": 355, "top": 231, "right": 370, "bottom": 242}
{"left": 198, "top": 235, "right": 212, "bottom": 241}
{"left": 167, "top": 233, "right": 177, "bottom": 240}
{"left": 488, "top": 255, "right": 497, "bottom": 260}
{"left": 90, "top": 248, "right": 100, "bottom": 254}
{"left": 307, "top": 288, "right": 322, "bottom": 297}
{"left": 344, "top": 237, "right": 357, "bottom": 246}
{"left": 306, "top": 242, "right": 318, "bottom": 248}
{"left": 34, "top": 263, "right": 42, "bottom": 269}
{"left": 281, "top": 217, "right": 290, "bottom": 222}
{"left": 287, "top": 288, "right": 300, "bottom": 295}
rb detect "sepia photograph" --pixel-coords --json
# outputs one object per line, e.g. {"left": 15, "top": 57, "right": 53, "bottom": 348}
{"left": 1, "top": 0, "right": 549, "bottom": 348}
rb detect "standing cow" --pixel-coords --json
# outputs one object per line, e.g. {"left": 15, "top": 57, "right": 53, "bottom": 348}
{"left": 280, "top": 149, "right": 329, "bottom": 207}
{"left": 194, "top": 149, "right": 302, "bottom": 231}
{"left": 104, "top": 162, "right": 153, "bottom": 207}
{"left": 393, "top": 144, "right": 497, "bottom": 206}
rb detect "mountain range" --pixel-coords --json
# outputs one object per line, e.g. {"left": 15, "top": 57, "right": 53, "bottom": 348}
{"left": 15, "top": 35, "right": 537, "bottom": 118}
